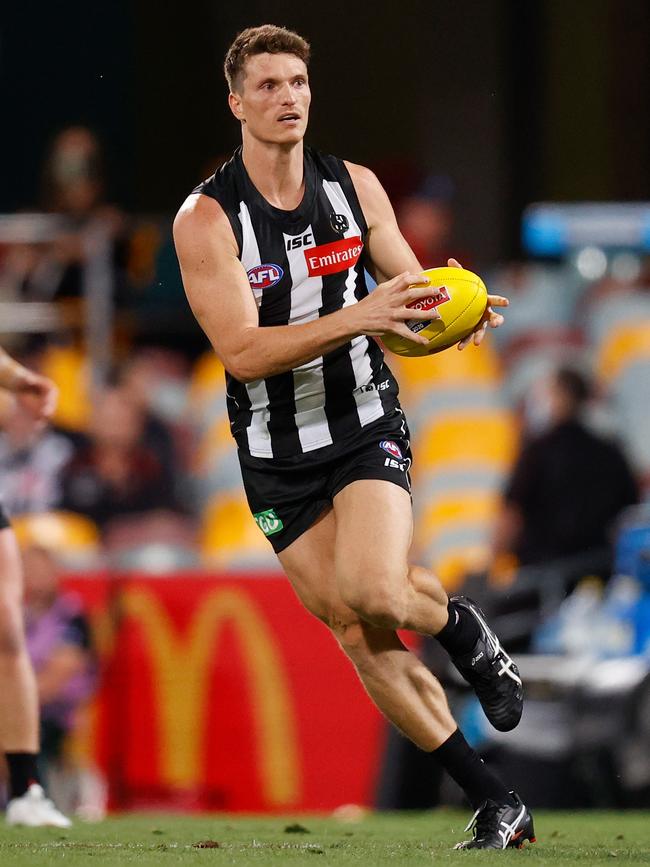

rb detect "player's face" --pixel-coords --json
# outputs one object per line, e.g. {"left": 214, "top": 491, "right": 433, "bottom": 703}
{"left": 230, "top": 53, "right": 310, "bottom": 145}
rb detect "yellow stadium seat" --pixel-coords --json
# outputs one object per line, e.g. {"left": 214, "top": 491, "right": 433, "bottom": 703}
{"left": 193, "top": 415, "right": 235, "bottom": 475}
{"left": 12, "top": 511, "right": 100, "bottom": 566}
{"left": 433, "top": 544, "right": 492, "bottom": 590}
{"left": 415, "top": 410, "right": 519, "bottom": 472}
{"left": 389, "top": 341, "right": 502, "bottom": 404}
{"left": 40, "top": 344, "right": 91, "bottom": 432}
{"left": 188, "top": 351, "right": 225, "bottom": 416}
{"left": 199, "top": 491, "right": 276, "bottom": 570}
{"left": 414, "top": 490, "right": 500, "bottom": 546}
{"left": 595, "top": 322, "right": 650, "bottom": 384}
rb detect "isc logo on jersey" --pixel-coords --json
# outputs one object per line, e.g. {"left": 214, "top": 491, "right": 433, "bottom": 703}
{"left": 247, "top": 264, "right": 284, "bottom": 289}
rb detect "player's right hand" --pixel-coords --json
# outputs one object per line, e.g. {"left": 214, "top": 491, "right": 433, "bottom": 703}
{"left": 352, "top": 272, "right": 439, "bottom": 345}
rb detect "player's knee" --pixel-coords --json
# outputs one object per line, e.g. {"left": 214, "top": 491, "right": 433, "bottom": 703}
{"left": 0, "top": 597, "right": 25, "bottom": 656}
{"left": 408, "top": 564, "right": 447, "bottom": 607}
{"left": 339, "top": 582, "right": 407, "bottom": 629}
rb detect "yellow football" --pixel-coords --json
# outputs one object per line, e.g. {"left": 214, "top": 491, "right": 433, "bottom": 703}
{"left": 381, "top": 266, "right": 488, "bottom": 357}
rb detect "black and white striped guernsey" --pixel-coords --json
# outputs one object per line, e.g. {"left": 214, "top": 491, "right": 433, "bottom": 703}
{"left": 193, "top": 147, "right": 401, "bottom": 458}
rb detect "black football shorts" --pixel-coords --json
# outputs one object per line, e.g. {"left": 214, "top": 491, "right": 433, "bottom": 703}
{"left": 238, "top": 409, "right": 412, "bottom": 553}
{"left": 0, "top": 500, "right": 10, "bottom": 531}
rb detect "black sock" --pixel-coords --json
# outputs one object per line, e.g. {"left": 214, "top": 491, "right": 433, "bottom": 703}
{"left": 433, "top": 729, "right": 514, "bottom": 809}
{"left": 434, "top": 599, "right": 481, "bottom": 657}
{"left": 5, "top": 752, "right": 40, "bottom": 799}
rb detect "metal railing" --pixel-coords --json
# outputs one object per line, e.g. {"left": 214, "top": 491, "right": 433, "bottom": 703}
{"left": 0, "top": 212, "right": 115, "bottom": 388}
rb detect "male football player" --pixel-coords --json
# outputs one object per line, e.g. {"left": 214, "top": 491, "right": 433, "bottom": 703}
{"left": 175, "top": 25, "right": 533, "bottom": 849}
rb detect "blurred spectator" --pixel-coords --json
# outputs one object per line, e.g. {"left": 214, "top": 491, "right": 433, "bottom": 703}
{"left": 2, "top": 126, "right": 127, "bottom": 304}
{"left": 22, "top": 541, "right": 102, "bottom": 817}
{"left": 0, "top": 400, "right": 79, "bottom": 516}
{"left": 493, "top": 366, "right": 639, "bottom": 568}
{"left": 397, "top": 175, "right": 466, "bottom": 268}
{"left": 117, "top": 347, "right": 191, "bottom": 488}
{"left": 60, "top": 385, "right": 181, "bottom": 529}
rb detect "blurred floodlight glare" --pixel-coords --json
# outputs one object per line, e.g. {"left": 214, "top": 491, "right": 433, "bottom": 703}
{"left": 575, "top": 246, "right": 607, "bottom": 281}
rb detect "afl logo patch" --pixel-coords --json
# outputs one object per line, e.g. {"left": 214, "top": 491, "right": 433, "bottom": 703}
{"left": 380, "top": 440, "right": 403, "bottom": 459}
{"left": 330, "top": 212, "right": 349, "bottom": 234}
{"left": 247, "top": 264, "right": 284, "bottom": 289}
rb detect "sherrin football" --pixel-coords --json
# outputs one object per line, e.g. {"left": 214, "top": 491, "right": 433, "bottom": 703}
{"left": 381, "top": 266, "right": 488, "bottom": 357}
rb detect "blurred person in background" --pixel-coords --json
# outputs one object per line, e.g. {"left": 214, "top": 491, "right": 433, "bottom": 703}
{"left": 0, "top": 346, "right": 70, "bottom": 826}
{"left": 397, "top": 175, "right": 468, "bottom": 272}
{"left": 0, "top": 397, "right": 78, "bottom": 518}
{"left": 494, "top": 366, "right": 639, "bottom": 572}
{"left": 117, "top": 347, "right": 190, "bottom": 491}
{"left": 21, "top": 539, "right": 101, "bottom": 820}
{"left": 2, "top": 126, "right": 127, "bottom": 304}
{"left": 60, "top": 384, "right": 181, "bottom": 530}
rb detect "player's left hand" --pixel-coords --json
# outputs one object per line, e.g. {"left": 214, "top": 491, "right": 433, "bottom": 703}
{"left": 447, "top": 257, "right": 509, "bottom": 350}
{"left": 14, "top": 370, "right": 59, "bottom": 420}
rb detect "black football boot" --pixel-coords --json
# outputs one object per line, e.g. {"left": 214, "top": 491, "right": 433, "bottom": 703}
{"left": 447, "top": 595, "right": 523, "bottom": 732}
{"left": 454, "top": 792, "right": 536, "bottom": 850}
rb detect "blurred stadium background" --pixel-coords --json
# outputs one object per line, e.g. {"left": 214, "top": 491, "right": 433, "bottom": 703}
{"left": 2, "top": 0, "right": 650, "bottom": 821}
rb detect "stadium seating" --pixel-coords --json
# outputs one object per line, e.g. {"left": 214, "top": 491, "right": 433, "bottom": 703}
{"left": 595, "top": 321, "right": 650, "bottom": 385}
{"left": 187, "top": 351, "right": 226, "bottom": 420}
{"left": 585, "top": 291, "right": 650, "bottom": 349}
{"left": 199, "top": 490, "right": 279, "bottom": 571}
{"left": 11, "top": 510, "right": 100, "bottom": 569}
{"left": 413, "top": 408, "right": 519, "bottom": 474}
{"left": 188, "top": 351, "right": 242, "bottom": 504}
{"left": 408, "top": 400, "right": 518, "bottom": 588}
{"left": 390, "top": 340, "right": 502, "bottom": 405}
{"left": 610, "top": 359, "right": 650, "bottom": 473}
{"left": 40, "top": 343, "right": 91, "bottom": 432}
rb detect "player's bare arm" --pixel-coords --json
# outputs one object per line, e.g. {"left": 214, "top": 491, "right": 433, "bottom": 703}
{"left": 346, "top": 161, "right": 509, "bottom": 349}
{"left": 174, "top": 194, "right": 436, "bottom": 382}
{"left": 0, "top": 347, "right": 58, "bottom": 419}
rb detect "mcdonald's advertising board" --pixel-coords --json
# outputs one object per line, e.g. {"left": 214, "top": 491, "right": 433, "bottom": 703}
{"left": 64, "top": 573, "right": 386, "bottom": 812}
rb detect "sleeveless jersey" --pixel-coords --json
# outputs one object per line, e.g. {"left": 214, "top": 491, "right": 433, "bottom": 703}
{"left": 193, "top": 146, "right": 401, "bottom": 458}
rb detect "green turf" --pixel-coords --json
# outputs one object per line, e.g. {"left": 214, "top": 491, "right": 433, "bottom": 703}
{"left": 1, "top": 811, "right": 649, "bottom": 866}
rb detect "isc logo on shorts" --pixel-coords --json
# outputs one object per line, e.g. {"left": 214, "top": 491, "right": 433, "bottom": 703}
{"left": 380, "top": 440, "right": 406, "bottom": 471}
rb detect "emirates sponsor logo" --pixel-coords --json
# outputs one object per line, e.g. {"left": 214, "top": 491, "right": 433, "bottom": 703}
{"left": 305, "top": 236, "right": 363, "bottom": 277}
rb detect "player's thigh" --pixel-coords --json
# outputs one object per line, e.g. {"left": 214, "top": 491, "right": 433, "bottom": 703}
{"left": 0, "top": 527, "right": 26, "bottom": 652}
{"left": 333, "top": 479, "right": 412, "bottom": 613}
{"left": 277, "top": 507, "right": 357, "bottom": 631}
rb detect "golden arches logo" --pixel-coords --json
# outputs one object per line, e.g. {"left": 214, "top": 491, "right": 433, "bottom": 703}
{"left": 122, "top": 585, "right": 301, "bottom": 805}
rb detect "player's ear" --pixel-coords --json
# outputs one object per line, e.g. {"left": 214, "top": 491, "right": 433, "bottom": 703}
{"left": 229, "top": 91, "right": 245, "bottom": 123}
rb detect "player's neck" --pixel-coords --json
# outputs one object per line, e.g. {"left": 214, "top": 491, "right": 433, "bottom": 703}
{"left": 241, "top": 137, "right": 305, "bottom": 210}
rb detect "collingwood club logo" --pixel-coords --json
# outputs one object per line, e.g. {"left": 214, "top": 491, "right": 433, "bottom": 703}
{"left": 330, "top": 212, "right": 349, "bottom": 234}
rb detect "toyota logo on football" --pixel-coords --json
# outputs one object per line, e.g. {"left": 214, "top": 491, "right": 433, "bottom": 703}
{"left": 247, "top": 264, "right": 284, "bottom": 289}
{"left": 407, "top": 287, "right": 450, "bottom": 311}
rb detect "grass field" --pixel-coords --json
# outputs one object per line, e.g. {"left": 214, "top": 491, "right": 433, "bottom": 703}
{"left": 1, "top": 811, "right": 649, "bottom": 866}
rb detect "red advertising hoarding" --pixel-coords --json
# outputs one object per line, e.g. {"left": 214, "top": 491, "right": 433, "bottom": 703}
{"left": 64, "top": 573, "right": 386, "bottom": 812}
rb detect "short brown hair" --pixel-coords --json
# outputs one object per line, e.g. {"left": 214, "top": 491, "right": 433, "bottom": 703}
{"left": 224, "top": 25, "right": 310, "bottom": 93}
